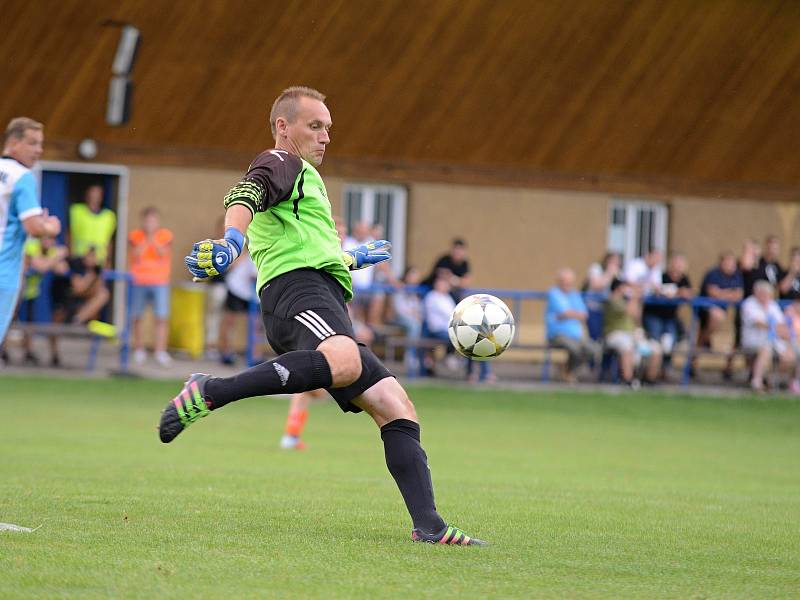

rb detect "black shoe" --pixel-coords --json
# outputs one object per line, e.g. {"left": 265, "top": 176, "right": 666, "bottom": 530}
{"left": 23, "top": 352, "right": 40, "bottom": 366}
{"left": 159, "top": 373, "right": 213, "bottom": 443}
{"left": 411, "top": 524, "right": 488, "bottom": 546}
{"left": 50, "top": 355, "right": 61, "bottom": 368}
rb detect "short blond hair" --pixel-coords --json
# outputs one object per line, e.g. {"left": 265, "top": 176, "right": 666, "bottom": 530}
{"left": 4, "top": 117, "right": 43, "bottom": 144}
{"left": 269, "top": 86, "right": 326, "bottom": 138}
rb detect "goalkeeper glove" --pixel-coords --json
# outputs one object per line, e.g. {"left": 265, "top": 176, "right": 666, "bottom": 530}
{"left": 185, "top": 227, "right": 245, "bottom": 281}
{"left": 343, "top": 239, "right": 392, "bottom": 270}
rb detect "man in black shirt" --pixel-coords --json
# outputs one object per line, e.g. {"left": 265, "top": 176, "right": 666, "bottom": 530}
{"left": 423, "top": 238, "right": 471, "bottom": 300}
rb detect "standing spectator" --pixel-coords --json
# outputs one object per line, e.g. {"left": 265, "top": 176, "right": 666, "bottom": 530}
{"left": 203, "top": 216, "right": 228, "bottom": 359}
{"left": 603, "top": 279, "right": 662, "bottom": 386}
{"left": 696, "top": 252, "right": 743, "bottom": 351}
{"left": 344, "top": 221, "right": 380, "bottom": 326}
{"left": 780, "top": 246, "right": 800, "bottom": 300}
{"left": 643, "top": 253, "right": 693, "bottom": 375}
{"left": 624, "top": 248, "right": 663, "bottom": 295}
{"left": 128, "top": 207, "right": 173, "bottom": 366}
{"left": 546, "top": 268, "right": 598, "bottom": 382}
{"left": 69, "top": 183, "right": 116, "bottom": 268}
{"left": 0, "top": 117, "right": 61, "bottom": 354}
{"left": 392, "top": 266, "right": 425, "bottom": 376}
{"left": 740, "top": 281, "right": 795, "bottom": 392}
{"left": 217, "top": 250, "right": 258, "bottom": 365}
{"left": 584, "top": 252, "right": 621, "bottom": 340}
{"left": 423, "top": 238, "right": 471, "bottom": 301}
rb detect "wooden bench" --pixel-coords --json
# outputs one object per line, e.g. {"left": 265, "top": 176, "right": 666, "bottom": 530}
{"left": 9, "top": 322, "right": 120, "bottom": 372}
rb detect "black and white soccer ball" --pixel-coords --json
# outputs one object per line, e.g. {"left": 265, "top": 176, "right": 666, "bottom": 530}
{"left": 447, "top": 294, "right": 515, "bottom": 361}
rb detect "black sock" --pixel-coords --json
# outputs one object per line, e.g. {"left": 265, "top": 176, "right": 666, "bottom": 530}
{"left": 204, "top": 350, "right": 332, "bottom": 409}
{"left": 380, "top": 419, "right": 446, "bottom": 534}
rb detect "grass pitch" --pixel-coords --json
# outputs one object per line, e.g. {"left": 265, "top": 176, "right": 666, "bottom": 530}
{"left": 1, "top": 376, "right": 799, "bottom": 599}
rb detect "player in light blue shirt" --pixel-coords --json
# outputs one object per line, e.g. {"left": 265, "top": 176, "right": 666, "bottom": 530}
{"left": 0, "top": 117, "right": 62, "bottom": 347}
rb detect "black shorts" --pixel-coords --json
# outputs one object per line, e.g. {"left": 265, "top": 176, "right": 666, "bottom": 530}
{"left": 224, "top": 291, "right": 250, "bottom": 313}
{"left": 259, "top": 268, "right": 393, "bottom": 413}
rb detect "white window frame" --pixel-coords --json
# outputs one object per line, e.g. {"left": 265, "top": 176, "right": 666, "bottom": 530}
{"left": 35, "top": 160, "right": 130, "bottom": 329}
{"left": 607, "top": 199, "right": 668, "bottom": 265}
{"left": 343, "top": 183, "right": 407, "bottom": 277}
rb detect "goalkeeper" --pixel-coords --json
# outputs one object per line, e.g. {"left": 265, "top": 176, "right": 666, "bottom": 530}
{"left": 158, "top": 86, "right": 485, "bottom": 546}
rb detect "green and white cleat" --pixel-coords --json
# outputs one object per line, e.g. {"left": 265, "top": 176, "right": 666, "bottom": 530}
{"left": 411, "top": 525, "right": 488, "bottom": 546}
{"left": 159, "top": 373, "right": 212, "bottom": 443}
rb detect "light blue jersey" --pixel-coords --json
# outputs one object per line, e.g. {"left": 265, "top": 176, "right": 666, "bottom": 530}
{"left": 0, "top": 156, "right": 42, "bottom": 343}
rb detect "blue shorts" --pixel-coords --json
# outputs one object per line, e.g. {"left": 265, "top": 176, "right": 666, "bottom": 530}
{"left": 0, "top": 287, "right": 21, "bottom": 345}
{"left": 130, "top": 284, "right": 170, "bottom": 319}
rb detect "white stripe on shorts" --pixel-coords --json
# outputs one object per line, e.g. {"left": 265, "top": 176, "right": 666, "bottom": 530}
{"left": 302, "top": 310, "right": 336, "bottom": 336}
{"left": 294, "top": 312, "right": 332, "bottom": 340}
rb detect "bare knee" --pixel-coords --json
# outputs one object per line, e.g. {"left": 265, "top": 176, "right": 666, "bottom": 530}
{"left": 354, "top": 377, "right": 417, "bottom": 428}
{"left": 318, "top": 335, "right": 362, "bottom": 387}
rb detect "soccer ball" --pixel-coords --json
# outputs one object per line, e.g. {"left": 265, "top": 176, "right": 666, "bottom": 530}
{"left": 447, "top": 294, "right": 515, "bottom": 360}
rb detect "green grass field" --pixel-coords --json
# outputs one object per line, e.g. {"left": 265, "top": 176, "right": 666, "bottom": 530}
{"left": 1, "top": 376, "right": 799, "bottom": 599}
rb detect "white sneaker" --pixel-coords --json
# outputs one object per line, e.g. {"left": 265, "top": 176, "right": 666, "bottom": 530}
{"left": 279, "top": 434, "right": 306, "bottom": 450}
{"left": 133, "top": 349, "right": 147, "bottom": 365}
{"left": 155, "top": 351, "right": 173, "bottom": 367}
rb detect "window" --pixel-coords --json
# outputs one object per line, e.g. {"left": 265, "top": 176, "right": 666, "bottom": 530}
{"left": 343, "top": 183, "right": 407, "bottom": 277}
{"left": 607, "top": 200, "right": 668, "bottom": 263}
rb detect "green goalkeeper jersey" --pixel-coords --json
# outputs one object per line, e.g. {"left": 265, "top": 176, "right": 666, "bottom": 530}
{"left": 223, "top": 149, "right": 352, "bottom": 301}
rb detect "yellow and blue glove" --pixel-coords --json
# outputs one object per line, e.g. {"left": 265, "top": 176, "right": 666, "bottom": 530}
{"left": 343, "top": 239, "right": 392, "bottom": 270}
{"left": 185, "top": 227, "right": 244, "bottom": 281}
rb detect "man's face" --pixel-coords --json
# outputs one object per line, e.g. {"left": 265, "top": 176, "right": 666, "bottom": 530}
{"left": 6, "top": 129, "right": 44, "bottom": 168}
{"left": 557, "top": 270, "right": 575, "bottom": 290}
{"left": 721, "top": 255, "right": 737, "bottom": 274}
{"left": 765, "top": 238, "right": 780, "bottom": 261}
{"left": 142, "top": 212, "right": 159, "bottom": 234}
{"left": 280, "top": 97, "right": 331, "bottom": 167}
{"left": 451, "top": 245, "right": 467, "bottom": 262}
{"left": 85, "top": 185, "right": 104, "bottom": 211}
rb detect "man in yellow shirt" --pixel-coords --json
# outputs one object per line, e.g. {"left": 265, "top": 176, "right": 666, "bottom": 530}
{"left": 69, "top": 183, "right": 116, "bottom": 268}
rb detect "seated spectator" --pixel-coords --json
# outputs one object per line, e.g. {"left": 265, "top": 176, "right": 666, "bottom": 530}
{"left": 783, "top": 297, "right": 800, "bottom": 393}
{"left": 624, "top": 248, "right": 663, "bottom": 296}
{"left": 423, "top": 275, "right": 458, "bottom": 374}
{"left": 16, "top": 237, "right": 70, "bottom": 366}
{"left": 696, "top": 251, "right": 743, "bottom": 352}
{"left": 780, "top": 246, "right": 800, "bottom": 300}
{"left": 128, "top": 207, "right": 173, "bottom": 367}
{"left": 49, "top": 247, "right": 110, "bottom": 366}
{"left": 584, "top": 251, "right": 621, "bottom": 340}
{"left": 423, "top": 238, "right": 471, "bottom": 301}
{"left": 741, "top": 281, "right": 795, "bottom": 392}
{"left": 392, "top": 266, "right": 425, "bottom": 376}
{"left": 217, "top": 250, "right": 258, "bottom": 365}
{"left": 603, "top": 279, "right": 662, "bottom": 386}
{"left": 643, "top": 253, "right": 693, "bottom": 375}
{"left": 546, "top": 268, "right": 598, "bottom": 382}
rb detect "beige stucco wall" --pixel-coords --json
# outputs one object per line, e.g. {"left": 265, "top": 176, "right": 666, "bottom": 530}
{"left": 123, "top": 164, "right": 800, "bottom": 345}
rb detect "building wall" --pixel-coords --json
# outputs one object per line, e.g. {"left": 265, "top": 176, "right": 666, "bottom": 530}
{"left": 126, "top": 164, "right": 800, "bottom": 291}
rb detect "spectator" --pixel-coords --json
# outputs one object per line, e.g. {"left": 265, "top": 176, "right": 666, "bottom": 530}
{"left": 546, "top": 268, "right": 598, "bottom": 383}
{"left": 741, "top": 280, "right": 795, "bottom": 392}
{"left": 128, "top": 207, "right": 173, "bottom": 367}
{"left": 344, "top": 221, "right": 381, "bottom": 326}
{"left": 49, "top": 247, "right": 110, "bottom": 365}
{"left": 754, "top": 235, "right": 789, "bottom": 295}
{"left": 203, "top": 216, "right": 228, "bottom": 359}
{"left": 69, "top": 183, "right": 116, "bottom": 268}
{"left": 696, "top": 251, "right": 743, "bottom": 352}
{"left": 584, "top": 251, "right": 621, "bottom": 340}
{"left": 17, "top": 237, "right": 70, "bottom": 366}
{"left": 603, "top": 278, "right": 662, "bottom": 386}
{"left": 780, "top": 246, "right": 800, "bottom": 300}
{"left": 423, "top": 238, "right": 471, "bottom": 301}
{"left": 624, "top": 248, "right": 663, "bottom": 295}
{"left": 423, "top": 275, "right": 459, "bottom": 374}
{"left": 392, "top": 266, "right": 425, "bottom": 376}
{"left": 783, "top": 297, "right": 800, "bottom": 393}
{"left": 643, "top": 253, "right": 693, "bottom": 375}
{"left": 217, "top": 250, "right": 258, "bottom": 365}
